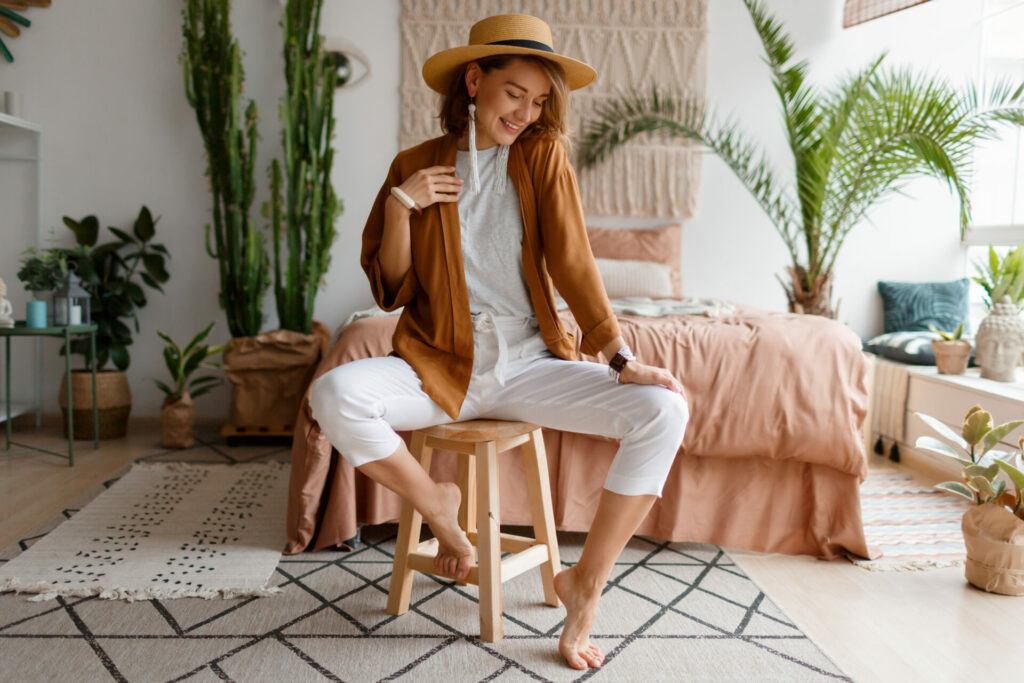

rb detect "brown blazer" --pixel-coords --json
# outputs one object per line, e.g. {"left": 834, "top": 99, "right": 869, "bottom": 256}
{"left": 361, "top": 132, "right": 620, "bottom": 419}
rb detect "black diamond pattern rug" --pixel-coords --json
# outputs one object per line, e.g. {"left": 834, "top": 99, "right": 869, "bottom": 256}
{"left": 0, "top": 434, "right": 850, "bottom": 682}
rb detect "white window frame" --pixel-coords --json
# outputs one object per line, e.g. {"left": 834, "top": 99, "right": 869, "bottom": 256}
{"left": 965, "top": 0, "right": 1024, "bottom": 245}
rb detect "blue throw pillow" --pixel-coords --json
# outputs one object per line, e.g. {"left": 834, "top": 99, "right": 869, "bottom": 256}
{"left": 877, "top": 278, "right": 970, "bottom": 334}
{"left": 863, "top": 331, "right": 977, "bottom": 366}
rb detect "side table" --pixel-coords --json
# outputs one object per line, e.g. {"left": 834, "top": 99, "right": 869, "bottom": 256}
{"left": 1, "top": 321, "right": 99, "bottom": 466}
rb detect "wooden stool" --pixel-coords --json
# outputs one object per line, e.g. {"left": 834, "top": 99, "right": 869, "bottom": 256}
{"left": 385, "top": 420, "right": 561, "bottom": 642}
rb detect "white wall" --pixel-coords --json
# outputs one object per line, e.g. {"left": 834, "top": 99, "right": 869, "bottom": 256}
{"left": 0, "top": 0, "right": 988, "bottom": 418}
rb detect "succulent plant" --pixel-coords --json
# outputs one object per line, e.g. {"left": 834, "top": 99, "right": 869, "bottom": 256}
{"left": 928, "top": 321, "right": 965, "bottom": 341}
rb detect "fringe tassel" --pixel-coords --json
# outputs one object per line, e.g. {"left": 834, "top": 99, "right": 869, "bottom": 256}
{"left": 467, "top": 101, "right": 480, "bottom": 193}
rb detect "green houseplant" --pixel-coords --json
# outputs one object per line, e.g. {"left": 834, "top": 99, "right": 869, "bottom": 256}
{"left": 58, "top": 207, "right": 171, "bottom": 439}
{"left": 928, "top": 322, "right": 971, "bottom": 375}
{"left": 973, "top": 245, "right": 1024, "bottom": 311}
{"left": 268, "top": 0, "right": 340, "bottom": 335}
{"left": 154, "top": 322, "right": 227, "bottom": 448}
{"left": 579, "top": 0, "right": 1024, "bottom": 318}
{"left": 17, "top": 247, "right": 67, "bottom": 294}
{"left": 916, "top": 406, "right": 1024, "bottom": 595}
{"left": 181, "top": 0, "right": 268, "bottom": 339}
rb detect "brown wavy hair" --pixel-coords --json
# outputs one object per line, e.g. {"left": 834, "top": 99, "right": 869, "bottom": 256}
{"left": 438, "top": 55, "right": 571, "bottom": 145}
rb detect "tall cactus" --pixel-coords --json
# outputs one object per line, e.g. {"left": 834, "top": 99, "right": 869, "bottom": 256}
{"left": 181, "top": 0, "right": 268, "bottom": 338}
{"left": 269, "top": 0, "right": 341, "bottom": 335}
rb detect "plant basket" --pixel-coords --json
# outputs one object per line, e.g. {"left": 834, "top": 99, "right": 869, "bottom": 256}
{"left": 58, "top": 369, "right": 132, "bottom": 440}
{"left": 962, "top": 503, "right": 1024, "bottom": 596}
{"left": 223, "top": 321, "right": 329, "bottom": 429}
{"left": 932, "top": 339, "right": 971, "bottom": 375}
{"left": 162, "top": 393, "right": 196, "bottom": 449}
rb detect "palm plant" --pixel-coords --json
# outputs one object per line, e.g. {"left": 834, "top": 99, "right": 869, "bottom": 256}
{"left": 579, "top": 0, "right": 1024, "bottom": 318}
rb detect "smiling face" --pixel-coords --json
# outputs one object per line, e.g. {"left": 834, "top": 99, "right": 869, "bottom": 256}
{"left": 463, "top": 57, "right": 552, "bottom": 149}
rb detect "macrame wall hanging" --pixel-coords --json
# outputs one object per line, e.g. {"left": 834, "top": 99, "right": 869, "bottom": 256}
{"left": 400, "top": 0, "right": 708, "bottom": 218}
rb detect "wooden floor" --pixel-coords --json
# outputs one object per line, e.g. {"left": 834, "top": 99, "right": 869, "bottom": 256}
{"left": 2, "top": 417, "right": 1022, "bottom": 682}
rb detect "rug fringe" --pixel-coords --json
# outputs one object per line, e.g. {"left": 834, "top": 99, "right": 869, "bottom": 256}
{"left": 0, "top": 577, "right": 283, "bottom": 602}
{"left": 848, "top": 556, "right": 965, "bottom": 572}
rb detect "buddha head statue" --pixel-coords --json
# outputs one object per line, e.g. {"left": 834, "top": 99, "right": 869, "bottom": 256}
{"left": 975, "top": 296, "right": 1024, "bottom": 382}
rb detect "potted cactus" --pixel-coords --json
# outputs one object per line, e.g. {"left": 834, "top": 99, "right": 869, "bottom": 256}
{"left": 928, "top": 322, "right": 971, "bottom": 375}
{"left": 916, "top": 406, "right": 1024, "bottom": 595}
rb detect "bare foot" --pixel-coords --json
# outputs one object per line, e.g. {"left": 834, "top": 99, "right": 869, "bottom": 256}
{"left": 425, "top": 482, "right": 474, "bottom": 580}
{"left": 553, "top": 566, "right": 605, "bottom": 669}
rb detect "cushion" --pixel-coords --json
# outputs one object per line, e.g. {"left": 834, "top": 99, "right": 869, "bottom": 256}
{"left": 877, "top": 278, "right": 970, "bottom": 334}
{"left": 595, "top": 258, "right": 675, "bottom": 299}
{"left": 863, "top": 331, "right": 977, "bottom": 366}
{"left": 586, "top": 224, "right": 682, "bottom": 297}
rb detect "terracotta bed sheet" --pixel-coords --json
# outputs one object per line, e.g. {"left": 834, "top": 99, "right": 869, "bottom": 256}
{"left": 285, "top": 307, "right": 871, "bottom": 560}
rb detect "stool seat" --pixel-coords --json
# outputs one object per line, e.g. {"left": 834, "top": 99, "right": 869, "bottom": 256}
{"left": 420, "top": 419, "right": 540, "bottom": 442}
{"left": 386, "top": 419, "right": 561, "bottom": 642}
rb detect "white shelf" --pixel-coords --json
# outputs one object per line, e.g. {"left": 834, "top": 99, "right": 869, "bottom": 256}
{"left": 0, "top": 401, "right": 38, "bottom": 423}
{"left": 0, "top": 112, "right": 41, "bottom": 133}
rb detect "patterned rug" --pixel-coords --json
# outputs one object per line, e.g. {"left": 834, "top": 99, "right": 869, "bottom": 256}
{"left": 0, "top": 433, "right": 849, "bottom": 681}
{"left": 851, "top": 470, "right": 971, "bottom": 571}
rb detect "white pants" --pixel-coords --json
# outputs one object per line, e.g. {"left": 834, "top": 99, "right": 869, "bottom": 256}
{"left": 310, "top": 313, "right": 688, "bottom": 496}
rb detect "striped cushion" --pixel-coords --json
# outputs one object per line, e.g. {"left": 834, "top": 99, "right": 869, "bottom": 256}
{"left": 877, "top": 279, "right": 970, "bottom": 333}
{"left": 863, "top": 331, "right": 976, "bottom": 366}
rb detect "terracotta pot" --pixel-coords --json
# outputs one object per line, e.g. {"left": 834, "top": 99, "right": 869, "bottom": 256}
{"left": 932, "top": 339, "right": 971, "bottom": 375}
{"left": 962, "top": 503, "right": 1024, "bottom": 596}
{"left": 58, "top": 369, "right": 132, "bottom": 440}
{"left": 223, "top": 321, "right": 329, "bottom": 429}
{"left": 161, "top": 393, "right": 196, "bottom": 449}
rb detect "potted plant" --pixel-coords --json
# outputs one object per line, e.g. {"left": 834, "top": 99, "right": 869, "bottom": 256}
{"left": 153, "top": 322, "right": 227, "bottom": 448}
{"left": 928, "top": 322, "right": 971, "bottom": 375}
{"left": 58, "top": 207, "right": 171, "bottom": 439}
{"left": 916, "top": 406, "right": 1024, "bottom": 595}
{"left": 973, "top": 245, "right": 1024, "bottom": 311}
{"left": 17, "top": 247, "right": 67, "bottom": 325}
{"left": 579, "top": 0, "right": 1024, "bottom": 318}
{"left": 217, "top": 0, "right": 334, "bottom": 435}
{"left": 17, "top": 247, "right": 67, "bottom": 295}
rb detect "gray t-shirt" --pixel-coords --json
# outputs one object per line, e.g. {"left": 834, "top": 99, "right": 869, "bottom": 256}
{"left": 456, "top": 146, "right": 534, "bottom": 317}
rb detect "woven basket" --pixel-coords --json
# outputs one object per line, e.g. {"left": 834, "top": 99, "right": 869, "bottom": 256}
{"left": 58, "top": 370, "right": 132, "bottom": 440}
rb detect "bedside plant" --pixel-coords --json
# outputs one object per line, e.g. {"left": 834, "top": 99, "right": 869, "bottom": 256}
{"left": 928, "top": 322, "right": 970, "bottom": 375}
{"left": 915, "top": 406, "right": 1024, "bottom": 595}
{"left": 154, "top": 322, "right": 227, "bottom": 449}
{"left": 17, "top": 247, "right": 67, "bottom": 294}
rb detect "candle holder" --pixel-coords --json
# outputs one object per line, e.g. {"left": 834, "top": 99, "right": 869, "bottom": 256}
{"left": 53, "top": 268, "right": 91, "bottom": 327}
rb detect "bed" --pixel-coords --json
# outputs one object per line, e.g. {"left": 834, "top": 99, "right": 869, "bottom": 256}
{"left": 284, "top": 279, "right": 872, "bottom": 560}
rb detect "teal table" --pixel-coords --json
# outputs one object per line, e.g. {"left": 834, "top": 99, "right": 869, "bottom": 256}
{"left": 1, "top": 321, "right": 99, "bottom": 466}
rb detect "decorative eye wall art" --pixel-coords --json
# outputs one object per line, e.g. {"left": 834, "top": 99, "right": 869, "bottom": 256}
{"left": 0, "top": 0, "right": 52, "bottom": 64}
{"left": 323, "top": 35, "right": 371, "bottom": 90}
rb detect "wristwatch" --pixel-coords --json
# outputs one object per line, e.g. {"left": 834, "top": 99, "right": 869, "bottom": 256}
{"left": 608, "top": 346, "right": 636, "bottom": 382}
{"left": 390, "top": 186, "right": 422, "bottom": 216}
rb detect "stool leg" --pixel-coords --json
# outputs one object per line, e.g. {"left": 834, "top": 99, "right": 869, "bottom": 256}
{"left": 456, "top": 452, "right": 477, "bottom": 534}
{"left": 386, "top": 431, "right": 432, "bottom": 616}
{"left": 524, "top": 428, "right": 561, "bottom": 607}
{"left": 476, "top": 439, "right": 502, "bottom": 642}
{"left": 455, "top": 452, "right": 477, "bottom": 587}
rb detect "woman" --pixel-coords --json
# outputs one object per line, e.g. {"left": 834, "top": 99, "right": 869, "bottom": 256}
{"left": 309, "top": 14, "right": 688, "bottom": 671}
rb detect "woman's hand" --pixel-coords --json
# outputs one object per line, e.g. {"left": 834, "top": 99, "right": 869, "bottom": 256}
{"left": 618, "top": 361, "right": 684, "bottom": 394}
{"left": 393, "top": 165, "right": 463, "bottom": 212}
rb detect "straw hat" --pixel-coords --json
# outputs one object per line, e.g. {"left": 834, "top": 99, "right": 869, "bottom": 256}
{"left": 421, "top": 14, "right": 597, "bottom": 94}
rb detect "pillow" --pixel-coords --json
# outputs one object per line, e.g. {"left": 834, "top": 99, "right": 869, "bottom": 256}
{"left": 596, "top": 258, "right": 675, "bottom": 298}
{"left": 862, "top": 331, "right": 977, "bottom": 366}
{"left": 877, "top": 278, "right": 970, "bottom": 333}
{"left": 586, "top": 224, "right": 682, "bottom": 297}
